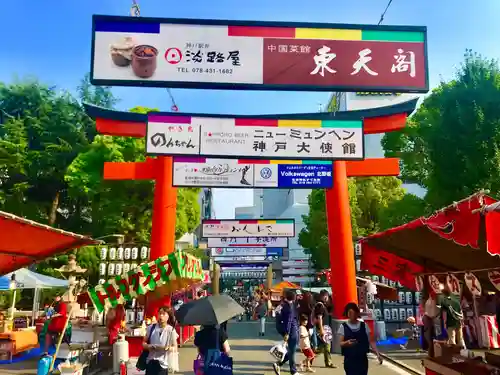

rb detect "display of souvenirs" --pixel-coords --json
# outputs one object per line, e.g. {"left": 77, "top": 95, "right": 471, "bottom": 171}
{"left": 383, "top": 309, "right": 391, "bottom": 321}
{"left": 140, "top": 246, "right": 148, "bottom": 260}
{"left": 99, "top": 263, "right": 106, "bottom": 276}
{"left": 107, "top": 263, "right": 115, "bottom": 276}
{"left": 117, "top": 247, "right": 124, "bottom": 260}
{"left": 123, "top": 263, "right": 131, "bottom": 274}
{"left": 115, "top": 263, "right": 123, "bottom": 276}
{"left": 100, "top": 247, "right": 107, "bottom": 260}
{"left": 124, "top": 248, "right": 131, "bottom": 260}
{"left": 405, "top": 292, "right": 413, "bottom": 304}
{"left": 391, "top": 308, "right": 399, "bottom": 321}
{"left": 131, "top": 247, "right": 139, "bottom": 260}
{"left": 109, "top": 247, "right": 117, "bottom": 260}
{"left": 399, "top": 308, "right": 407, "bottom": 321}
{"left": 398, "top": 292, "right": 405, "bottom": 304}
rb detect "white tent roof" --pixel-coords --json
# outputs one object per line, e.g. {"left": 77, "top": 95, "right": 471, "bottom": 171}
{"left": 0, "top": 268, "right": 69, "bottom": 290}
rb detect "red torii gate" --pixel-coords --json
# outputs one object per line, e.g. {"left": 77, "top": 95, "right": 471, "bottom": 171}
{"left": 84, "top": 98, "right": 417, "bottom": 317}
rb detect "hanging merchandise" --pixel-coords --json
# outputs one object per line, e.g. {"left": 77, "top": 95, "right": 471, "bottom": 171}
{"left": 415, "top": 275, "right": 424, "bottom": 292}
{"left": 464, "top": 272, "right": 482, "bottom": 296}
{"left": 117, "top": 247, "right": 124, "bottom": 260}
{"left": 446, "top": 274, "right": 461, "bottom": 295}
{"left": 131, "top": 247, "right": 139, "bottom": 260}
{"left": 109, "top": 247, "right": 117, "bottom": 260}
{"left": 100, "top": 247, "right": 108, "bottom": 260}
{"left": 488, "top": 270, "right": 500, "bottom": 291}
{"left": 124, "top": 248, "right": 131, "bottom": 260}
{"left": 428, "top": 275, "right": 441, "bottom": 295}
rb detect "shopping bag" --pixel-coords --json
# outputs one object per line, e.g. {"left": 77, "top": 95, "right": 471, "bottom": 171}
{"left": 269, "top": 341, "right": 287, "bottom": 362}
{"left": 206, "top": 354, "right": 233, "bottom": 375}
{"left": 193, "top": 354, "right": 205, "bottom": 375}
{"left": 168, "top": 349, "right": 179, "bottom": 373}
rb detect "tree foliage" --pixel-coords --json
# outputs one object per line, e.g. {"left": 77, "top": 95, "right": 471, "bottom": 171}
{"left": 0, "top": 77, "right": 201, "bottom": 284}
{"left": 382, "top": 50, "right": 500, "bottom": 208}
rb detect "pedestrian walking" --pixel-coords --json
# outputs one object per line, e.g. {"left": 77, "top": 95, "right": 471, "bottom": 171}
{"left": 313, "top": 290, "right": 335, "bottom": 368}
{"left": 256, "top": 298, "right": 268, "bottom": 336}
{"left": 297, "top": 292, "right": 316, "bottom": 351}
{"left": 273, "top": 290, "right": 302, "bottom": 375}
{"left": 299, "top": 315, "right": 315, "bottom": 372}
{"left": 338, "top": 302, "right": 382, "bottom": 375}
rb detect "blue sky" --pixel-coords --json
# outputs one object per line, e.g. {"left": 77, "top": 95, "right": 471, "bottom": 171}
{"left": 1, "top": 0, "right": 499, "bottom": 219}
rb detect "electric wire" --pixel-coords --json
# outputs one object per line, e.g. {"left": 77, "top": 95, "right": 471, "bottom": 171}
{"left": 377, "top": 0, "right": 394, "bottom": 25}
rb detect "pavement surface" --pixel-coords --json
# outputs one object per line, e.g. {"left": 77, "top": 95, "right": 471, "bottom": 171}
{"left": 0, "top": 321, "right": 413, "bottom": 374}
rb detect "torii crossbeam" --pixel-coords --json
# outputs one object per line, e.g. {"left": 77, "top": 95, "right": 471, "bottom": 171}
{"left": 84, "top": 98, "right": 417, "bottom": 317}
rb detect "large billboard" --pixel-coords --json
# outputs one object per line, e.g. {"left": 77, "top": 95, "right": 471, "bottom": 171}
{"left": 207, "top": 236, "right": 288, "bottom": 248}
{"left": 146, "top": 114, "right": 364, "bottom": 160}
{"left": 173, "top": 157, "right": 333, "bottom": 188}
{"left": 91, "top": 15, "right": 428, "bottom": 93}
{"left": 210, "top": 247, "right": 283, "bottom": 257}
{"left": 202, "top": 219, "right": 295, "bottom": 238}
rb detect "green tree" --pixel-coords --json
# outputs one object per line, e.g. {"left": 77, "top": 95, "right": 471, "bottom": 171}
{"left": 382, "top": 50, "right": 500, "bottom": 208}
{"left": 299, "top": 177, "right": 414, "bottom": 270}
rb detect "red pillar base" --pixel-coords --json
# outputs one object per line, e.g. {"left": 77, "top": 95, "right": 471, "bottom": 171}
{"left": 325, "top": 161, "right": 358, "bottom": 319}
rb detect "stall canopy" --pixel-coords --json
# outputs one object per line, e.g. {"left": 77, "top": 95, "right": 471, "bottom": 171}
{"left": 0, "top": 268, "right": 69, "bottom": 290}
{"left": 360, "top": 192, "right": 500, "bottom": 289}
{"left": 271, "top": 281, "right": 300, "bottom": 292}
{"left": 0, "top": 210, "right": 98, "bottom": 276}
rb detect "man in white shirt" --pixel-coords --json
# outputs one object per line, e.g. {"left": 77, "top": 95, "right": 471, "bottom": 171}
{"left": 143, "top": 307, "right": 178, "bottom": 375}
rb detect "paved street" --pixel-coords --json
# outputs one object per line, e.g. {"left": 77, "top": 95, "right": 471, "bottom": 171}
{"left": 0, "top": 320, "right": 412, "bottom": 374}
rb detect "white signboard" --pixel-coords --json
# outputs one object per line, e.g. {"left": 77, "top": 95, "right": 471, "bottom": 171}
{"left": 202, "top": 219, "right": 295, "bottom": 238}
{"left": 213, "top": 256, "right": 266, "bottom": 262}
{"left": 147, "top": 114, "right": 364, "bottom": 161}
{"left": 210, "top": 248, "right": 266, "bottom": 257}
{"left": 173, "top": 157, "right": 334, "bottom": 188}
{"left": 207, "top": 237, "right": 288, "bottom": 248}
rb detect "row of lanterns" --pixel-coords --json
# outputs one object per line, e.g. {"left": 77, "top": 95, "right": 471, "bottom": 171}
{"left": 99, "top": 262, "right": 140, "bottom": 278}
{"left": 221, "top": 271, "right": 274, "bottom": 279}
{"left": 100, "top": 246, "right": 150, "bottom": 261}
{"left": 416, "top": 272, "right": 484, "bottom": 297}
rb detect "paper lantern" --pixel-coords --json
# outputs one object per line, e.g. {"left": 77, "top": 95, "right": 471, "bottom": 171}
{"left": 117, "top": 247, "right": 124, "bottom": 260}
{"left": 100, "top": 247, "right": 107, "bottom": 260}
{"left": 131, "top": 247, "right": 139, "bottom": 260}
{"left": 107, "top": 263, "right": 115, "bottom": 276}
{"left": 140, "top": 247, "right": 148, "bottom": 259}
{"left": 405, "top": 292, "right": 413, "bottom": 305}
{"left": 124, "top": 248, "right": 131, "bottom": 260}
{"left": 123, "top": 263, "right": 131, "bottom": 274}
{"left": 354, "top": 243, "right": 362, "bottom": 256}
{"left": 99, "top": 263, "right": 107, "bottom": 276}
{"left": 115, "top": 263, "right": 123, "bottom": 276}
{"left": 398, "top": 292, "right": 405, "bottom": 304}
{"left": 399, "top": 308, "right": 406, "bottom": 321}
{"left": 391, "top": 308, "right": 398, "bottom": 321}
{"left": 109, "top": 247, "right": 117, "bottom": 260}
{"left": 406, "top": 308, "right": 414, "bottom": 318}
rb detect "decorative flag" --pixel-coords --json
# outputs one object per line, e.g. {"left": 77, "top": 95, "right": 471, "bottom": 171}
{"left": 488, "top": 270, "right": 500, "bottom": 291}
{"left": 88, "top": 251, "right": 203, "bottom": 313}
{"left": 428, "top": 275, "right": 441, "bottom": 295}
{"left": 415, "top": 276, "right": 424, "bottom": 292}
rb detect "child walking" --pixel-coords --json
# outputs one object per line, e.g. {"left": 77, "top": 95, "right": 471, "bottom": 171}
{"left": 299, "top": 315, "right": 315, "bottom": 373}
{"left": 400, "top": 316, "right": 420, "bottom": 350}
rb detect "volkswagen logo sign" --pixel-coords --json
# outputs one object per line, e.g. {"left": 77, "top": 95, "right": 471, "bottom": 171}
{"left": 260, "top": 167, "right": 272, "bottom": 180}
{"left": 216, "top": 248, "right": 223, "bottom": 255}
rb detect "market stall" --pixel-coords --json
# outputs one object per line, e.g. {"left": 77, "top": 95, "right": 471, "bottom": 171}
{"left": 359, "top": 192, "right": 500, "bottom": 374}
{"left": 87, "top": 250, "right": 204, "bottom": 359}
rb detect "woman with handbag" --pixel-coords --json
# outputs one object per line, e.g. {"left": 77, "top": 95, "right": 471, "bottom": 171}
{"left": 141, "top": 306, "right": 178, "bottom": 375}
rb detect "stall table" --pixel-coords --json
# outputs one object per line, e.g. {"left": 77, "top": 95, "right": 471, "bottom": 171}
{"left": 0, "top": 329, "right": 39, "bottom": 362}
{"left": 423, "top": 357, "right": 500, "bottom": 375}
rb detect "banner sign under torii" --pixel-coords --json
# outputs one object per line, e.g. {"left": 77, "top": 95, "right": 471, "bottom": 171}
{"left": 207, "top": 236, "right": 288, "bottom": 248}
{"left": 146, "top": 114, "right": 364, "bottom": 161}
{"left": 88, "top": 251, "right": 203, "bottom": 313}
{"left": 202, "top": 219, "right": 295, "bottom": 238}
{"left": 91, "top": 15, "right": 428, "bottom": 93}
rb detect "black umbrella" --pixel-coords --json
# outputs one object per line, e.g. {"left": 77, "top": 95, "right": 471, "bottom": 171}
{"left": 175, "top": 294, "right": 244, "bottom": 326}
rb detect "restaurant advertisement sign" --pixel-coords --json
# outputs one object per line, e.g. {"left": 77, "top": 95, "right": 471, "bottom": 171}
{"left": 173, "top": 157, "right": 333, "bottom": 188}
{"left": 91, "top": 15, "right": 428, "bottom": 93}
{"left": 202, "top": 219, "right": 295, "bottom": 238}
{"left": 210, "top": 247, "right": 284, "bottom": 257}
{"left": 146, "top": 114, "right": 364, "bottom": 160}
{"left": 207, "top": 236, "right": 288, "bottom": 248}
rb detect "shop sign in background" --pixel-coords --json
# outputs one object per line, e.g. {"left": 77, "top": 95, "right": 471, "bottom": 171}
{"left": 146, "top": 114, "right": 364, "bottom": 160}
{"left": 202, "top": 219, "right": 295, "bottom": 238}
{"left": 210, "top": 247, "right": 284, "bottom": 257}
{"left": 91, "top": 15, "right": 428, "bottom": 93}
{"left": 173, "top": 157, "right": 333, "bottom": 188}
{"left": 207, "top": 236, "right": 288, "bottom": 248}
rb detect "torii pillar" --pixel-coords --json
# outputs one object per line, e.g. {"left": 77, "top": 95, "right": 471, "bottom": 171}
{"left": 325, "top": 111, "right": 408, "bottom": 352}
